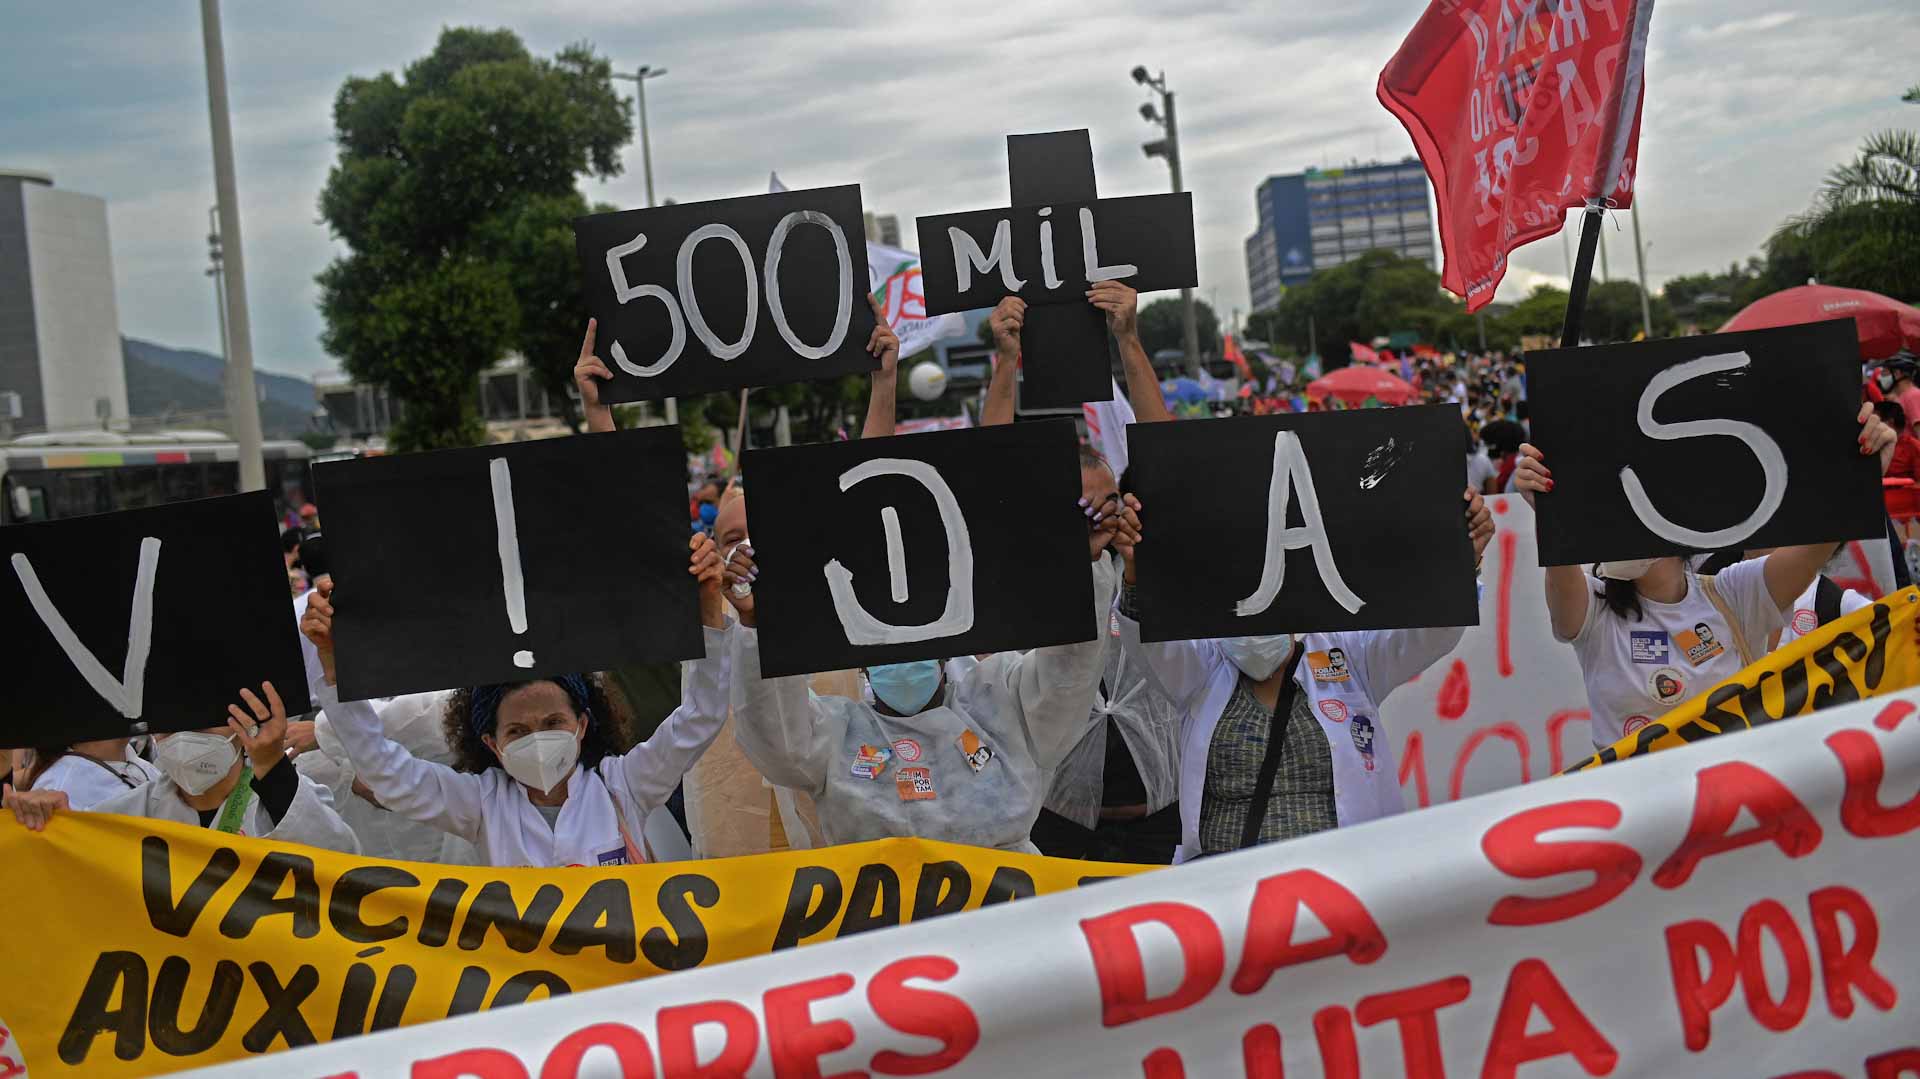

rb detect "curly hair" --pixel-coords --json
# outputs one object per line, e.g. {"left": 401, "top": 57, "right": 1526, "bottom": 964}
{"left": 439, "top": 675, "right": 634, "bottom": 776}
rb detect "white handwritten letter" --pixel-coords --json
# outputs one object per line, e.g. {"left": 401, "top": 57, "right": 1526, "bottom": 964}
{"left": 1079, "top": 208, "right": 1138, "bottom": 283}
{"left": 766, "top": 210, "right": 854, "bottom": 361}
{"left": 605, "top": 232, "right": 687, "bottom": 376}
{"left": 1620, "top": 352, "right": 1787, "bottom": 548}
{"left": 824, "top": 459, "right": 975, "bottom": 644}
{"left": 13, "top": 538, "right": 160, "bottom": 717}
{"left": 1236, "top": 432, "right": 1364, "bottom": 617}
{"left": 949, "top": 220, "right": 1026, "bottom": 294}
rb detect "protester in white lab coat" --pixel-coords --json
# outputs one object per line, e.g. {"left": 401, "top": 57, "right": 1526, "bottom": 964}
{"left": 16, "top": 738, "right": 160, "bottom": 810}
{"left": 1512, "top": 402, "right": 1895, "bottom": 749}
{"left": 721, "top": 451, "right": 1134, "bottom": 854}
{"left": 292, "top": 691, "right": 464, "bottom": 863}
{"left": 3, "top": 682, "right": 360, "bottom": 853}
{"left": 1118, "top": 488, "right": 1494, "bottom": 863}
{"left": 298, "top": 536, "right": 736, "bottom": 867}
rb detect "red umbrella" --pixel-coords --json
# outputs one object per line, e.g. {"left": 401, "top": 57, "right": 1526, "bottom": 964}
{"left": 1307, "top": 365, "right": 1417, "bottom": 408}
{"left": 1721, "top": 285, "right": 1920, "bottom": 360}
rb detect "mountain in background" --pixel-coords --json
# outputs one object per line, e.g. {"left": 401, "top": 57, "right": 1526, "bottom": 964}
{"left": 122, "top": 337, "right": 317, "bottom": 439}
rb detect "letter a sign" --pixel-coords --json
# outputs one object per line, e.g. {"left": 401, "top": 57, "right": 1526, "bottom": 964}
{"left": 741, "top": 421, "right": 1097, "bottom": 676}
{"left": 1125, "top": 406, "right": 1479, "bottom": 640}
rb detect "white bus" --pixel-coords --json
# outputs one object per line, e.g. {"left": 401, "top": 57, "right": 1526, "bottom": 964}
{"left": 1, "top": 431, "right": 313, "bottom": 526}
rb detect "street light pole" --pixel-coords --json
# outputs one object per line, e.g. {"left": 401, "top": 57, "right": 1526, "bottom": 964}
{"left": 207, "top": 205, "right": 230, "bottom": 368}
{"left": 1631, "top": 200, "right": 1653, "bottom": 339}
{"left": 1134, "top": 66, "right": 1203, "bottom": 379}
{"left": 613, "top": 64, "right": 674, "bottom": 422}
{"left": 198, "top": 0, "right": 265, "bottom": 490}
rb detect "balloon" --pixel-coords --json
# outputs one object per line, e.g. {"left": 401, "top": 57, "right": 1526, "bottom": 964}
{"left": 908, "top": 362, "right": 948, "bottom": 401}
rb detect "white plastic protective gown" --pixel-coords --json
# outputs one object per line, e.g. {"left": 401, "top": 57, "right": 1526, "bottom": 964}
{"left": 729, "top": 557, "right": 1120, "bottom": 854}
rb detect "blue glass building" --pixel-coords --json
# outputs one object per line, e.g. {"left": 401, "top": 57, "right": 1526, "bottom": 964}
{"left": 1244, "top": 159, "right": 1436, "bottom": 313}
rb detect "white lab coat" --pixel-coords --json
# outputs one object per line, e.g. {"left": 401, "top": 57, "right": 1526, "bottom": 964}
{"left": 1121, "top": 613, "right": 1462, "bottom": 862}
{"left": 1043, "top": 607, "right": 1182, "bottom": 827}
{"left": 91, "top": 767, "right": 361, "bottom": 853}
{"left": 298, "top": 691, "right": 460, "bottom": 864}
{"left": 730, "top": 557, "right": 1119, "bottom": 854}
{"left": 30, "top": 749, "right": 161, "bottom": 811}
{"left": 311, "top": 624, "right": 733, "bottom": 868}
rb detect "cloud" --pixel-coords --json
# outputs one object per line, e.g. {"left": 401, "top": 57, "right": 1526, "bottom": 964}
{"left": 1, "top": 0, "right": 1915, "bottom": 380}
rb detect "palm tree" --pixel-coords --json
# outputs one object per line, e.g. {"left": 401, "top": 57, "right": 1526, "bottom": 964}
{"left": 1821, "top": 130, "right": 1920, "bottom": 206}
{"left": 1767, "top": 128, "right": 1920, "bottom": 300}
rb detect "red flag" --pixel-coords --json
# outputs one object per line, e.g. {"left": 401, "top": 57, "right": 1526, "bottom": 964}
{"left": 1349, "top": 341, "right": 1380, "bottom": 365}
{"left": 1223, "top": 333, "right": 1252, "bottom": 378}
{"left": 1378, "top": 0, "right": 1654, "bottom": 311}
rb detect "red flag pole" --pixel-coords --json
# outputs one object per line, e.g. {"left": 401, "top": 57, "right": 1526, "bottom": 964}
{"left": 1559, "top": 206, "right": 1606, "bottom": 347}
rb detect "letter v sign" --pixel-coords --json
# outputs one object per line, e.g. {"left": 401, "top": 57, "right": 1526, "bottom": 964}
{"left": 11, "top": 538, "right": 161, "bottom": 719}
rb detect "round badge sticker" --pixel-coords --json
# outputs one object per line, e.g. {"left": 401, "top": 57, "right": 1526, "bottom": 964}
{"left": 1623, "top": 715, "right": 1652, "bottom": 736}
{"left": 891, "top": 738, "right": 923, "bottom": 763}
{"left": 1791, "top": 608, "right": 1818, "bottom": 636}
{"left": 1648, "top": 667, "right": 1686, "bottom": 704}
{"left": 1318, "top": 700, "right": 1349, "bottom": 723}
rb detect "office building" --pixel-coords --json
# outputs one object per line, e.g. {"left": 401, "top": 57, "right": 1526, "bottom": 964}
{"left": 864, "top": 211, "right": 901, "bottom": 248}
{"left": 0, "top": 169, "right": 129, "bottom": 434}
{"left": 1243, "top": 159, "right": 1435, "bottom": 312}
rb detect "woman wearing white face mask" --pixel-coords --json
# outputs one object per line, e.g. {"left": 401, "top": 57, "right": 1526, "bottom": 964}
{"left": 719, "top": 453, "right": 1135, "bottom": 854}
{"left": 3, "top": 683, "right": 359, "bottom": 852}
{"left": 297, "top": 536, "right": 736, "bottom": 867}
{"left": 1116, "top": 488, "right": 1494, "bottom": 862}
{"left": 1512, "top": 401, "right": 1897, "bottom": 751}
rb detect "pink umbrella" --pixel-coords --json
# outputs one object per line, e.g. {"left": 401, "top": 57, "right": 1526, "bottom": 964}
{"left": 1721, "top": 285, "right": 1920, "bottom": 360}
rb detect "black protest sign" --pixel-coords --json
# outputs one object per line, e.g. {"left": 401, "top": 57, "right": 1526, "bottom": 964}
{"left": 1527, "top": 320, "right": 1882, "bottom": 567}
{"left": 1126, "top": 405, "right": 1478, "bottom": 641}
{"left": 743, "top": 420, "right": 1095, "bottom": 677}
{"left": 0, "top": 491, "right": 308, "bottom": 747}
{"left": 316, "top": 426, "right": 703, "bottom": 699}
{"left": 915, "top": 130, "right": 1199, "bottom": 409}
{"left": 574, "top": 184, "right": 879, "bottom": 404}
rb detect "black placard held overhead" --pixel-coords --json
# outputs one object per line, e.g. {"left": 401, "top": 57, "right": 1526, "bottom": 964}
{"left": 574, "top": 184, "right": 879, "bottom": 404}
{"left": 0, "top": 491, "right": 308, "bottom": 748}
{"left": 1125, "top": 405, "right": 1478, "bottom": 642}
{"left": 316, "top": 426, "right": 704, "bottom": 700}
{"left": 742, "top": 421, "right": 1096, "bottom": 677}
{"left": 915, "top": 130, "right": 1199, "bottom": 410}
{"left": 1527, "top": 320, "right": 1883, "bottom": 567}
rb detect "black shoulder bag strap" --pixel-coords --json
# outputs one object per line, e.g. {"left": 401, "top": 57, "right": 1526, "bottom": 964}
{"left": 1239, "top": 643, "right": 1309, "bottom": 852}
{"left": 1814, "top": 574, "right": 1843, "bottom": 629}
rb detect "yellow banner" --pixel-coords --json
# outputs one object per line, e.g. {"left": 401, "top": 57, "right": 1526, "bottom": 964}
{"left": 1563, "top": 587, "right": 1920, "bottom": 773}
{"left": 0, "top": 813, "right": 1153, "bottom": 1077}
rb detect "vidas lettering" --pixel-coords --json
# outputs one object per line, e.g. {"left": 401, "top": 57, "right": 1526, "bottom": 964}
{"left": 604, "top": 209, "right": 854, "bottom": 377}
{"left": 824, "top": 459, "right": 976, "bottom": 645}
{"left": 1620, "top": 352, "right": 1788, "bottom": 549}
{"left": 1237, "top": 431, "right": 1364, "bottom": 617}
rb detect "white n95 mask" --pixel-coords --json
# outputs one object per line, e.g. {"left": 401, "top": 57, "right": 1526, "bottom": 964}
{"left": 1220, "top": 635, "right": 1296, "bottom": 681}
{"left": 499, "top": 730, "right": 580, "bottom": 794}
{"left": 156, "top": 732, "right": 240, "bottom": 796}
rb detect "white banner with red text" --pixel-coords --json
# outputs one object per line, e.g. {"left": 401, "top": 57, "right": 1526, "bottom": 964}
{"left": 185, "top": 688, "right": 1920, "bottom": 1078}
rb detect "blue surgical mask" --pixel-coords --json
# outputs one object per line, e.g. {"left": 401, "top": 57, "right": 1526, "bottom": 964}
{"left": 867, "top": 660, "right": 943, "bottom": 716}
{"left": 698, "top": 502, "right": 718, "bottom": 528}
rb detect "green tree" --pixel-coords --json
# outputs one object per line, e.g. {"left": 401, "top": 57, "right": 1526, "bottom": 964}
{"left": 1272, "top": 250, "right": 1451, "bottom": 362}
{"left": 1581, "top": 280, "right": 1677, "bottom": 342}
{"left": 317, "top": 28, "right": 632, "bottom": 451}
{"left": 1138, "top": 297, "right": 1220, "bottom": 360}
{"left": 1501, "top": 285, "right": 1571, "bottom": 340}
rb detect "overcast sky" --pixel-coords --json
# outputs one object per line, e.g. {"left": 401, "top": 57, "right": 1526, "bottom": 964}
{"left": 3, "top": 0, "right": 1915, "bottom": 379}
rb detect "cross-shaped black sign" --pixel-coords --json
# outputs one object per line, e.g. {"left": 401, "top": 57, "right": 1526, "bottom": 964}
{"left": 916, "top": 130, "right": 1198, "bottom": 409}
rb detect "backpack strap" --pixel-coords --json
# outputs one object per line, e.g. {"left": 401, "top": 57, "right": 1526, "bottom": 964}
{"left": 1697, "top": 575, "right": 1756, "bottom": 668}
{"left": 1814, "top": 574, "right": 1843, "bottom": 629}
